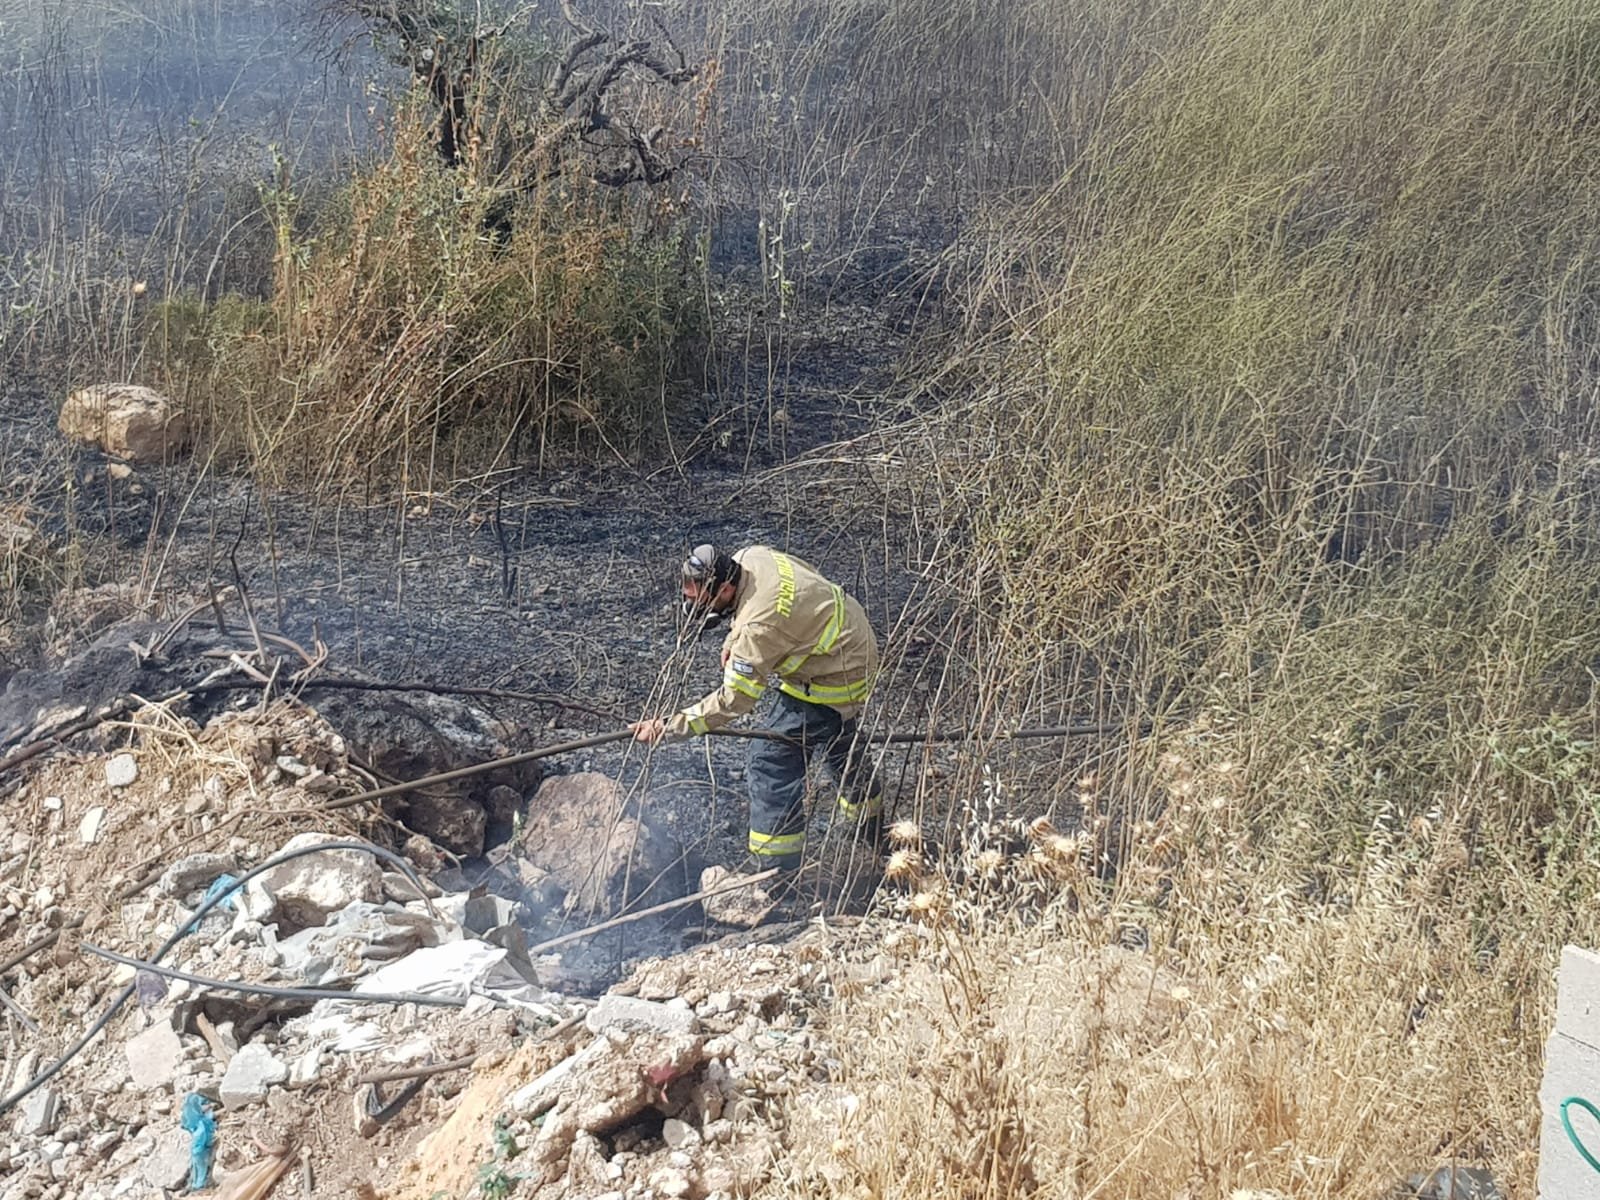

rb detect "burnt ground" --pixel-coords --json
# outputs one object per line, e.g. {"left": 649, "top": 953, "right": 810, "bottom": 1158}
{"left": 0, "top": 271, "right": 960, "bottom": 986}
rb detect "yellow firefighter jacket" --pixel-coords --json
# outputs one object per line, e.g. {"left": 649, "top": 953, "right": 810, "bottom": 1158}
{"left": 667, "top": 547, "right": 878, "bottom": 737}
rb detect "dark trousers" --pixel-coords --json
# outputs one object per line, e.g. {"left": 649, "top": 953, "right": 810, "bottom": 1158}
{"left": 746, "top": 689, "right": 881, "bottom": 872}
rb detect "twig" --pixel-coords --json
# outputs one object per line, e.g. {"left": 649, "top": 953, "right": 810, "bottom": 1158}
{"left": 228, "top": 513, "right": 271, "bottom": 671}
{"left": 352, "top": 1053, "right": 478, "bottom": 1086}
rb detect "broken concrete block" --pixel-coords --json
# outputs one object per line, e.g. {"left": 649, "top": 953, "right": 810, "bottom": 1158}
{"left": 15, "top": 1087, "right": 60, "bottom": 1137}
{"left": 140, "top": 1127, "right": 191, "bottom": 1189}
{"left": 239, "top": 833, "right": 381, "bottom": 931}
{"left": 125, "top": 1020, "right": 183, "bottom": 1091}
{"left": 156, "top": 853, "right": 237, "bottom": 901}
{"left": 585, "top": 993, "right": 699, "bottom": 1038}
{"left": 219, "top": 1044, "right": 288, "bottom": 1109}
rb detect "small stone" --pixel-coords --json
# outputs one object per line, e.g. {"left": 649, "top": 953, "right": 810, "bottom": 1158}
{"left": 699, "top": 865, "right": 779, "bottom": 927}
{"left": 297, "top": 770, "right": 341, "bottom": 795}
{"left": 661, "top": 1118, "right": 699, "bottom": 1150}
{"left": 219, "top": 1044, "right": 288, "bottom": 1109}
{"left": 288, "top": 1048, "right": 321, "bottom": 1088}
{"left": 42, "top": 796, "right": 62, "bottom": 812}
{"left": 78, "top": 807, "right": 107, "bottom": 845}
{"left": 88, "top": 1131, "right": 121, "bottom": 1159}
{"left": 649, "top": 1168, "right": 692, "bottom": 1198}
{"left": 104, "top": 755, "right": 138, "bottom": 789}
{"left": 1401, "top": 1168, "right": 1501, "bottom": 1200}
{"left": 16, "top": 1088, "right": 61, "bottom": 1137}
{"left": 275, "top": 755, "right": 309, "bottom": 778}
{"left": 106, "top": 463, "right": 133, "bottom": 481}
{"left": 140, "top": 1128, "right": 190, "bottom": 1190}
{"left": 125, "top": 1021, "right": 183, "bottom": 1091}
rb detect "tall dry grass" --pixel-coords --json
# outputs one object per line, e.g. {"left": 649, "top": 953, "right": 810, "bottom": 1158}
{"left": 794, "top": 1, "right": 1600, "bottom": 1197}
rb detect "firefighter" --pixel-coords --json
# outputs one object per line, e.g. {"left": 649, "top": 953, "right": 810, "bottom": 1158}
{"left": 630, "top": 544, "right": 884, "bottom": 886}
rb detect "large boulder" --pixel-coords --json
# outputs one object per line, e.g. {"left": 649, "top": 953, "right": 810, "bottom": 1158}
{"left": 58, "top": 383, "right": 189, "bottom": 462}
{"left": 517, "top": 772, "right": 687, "bottom": 917}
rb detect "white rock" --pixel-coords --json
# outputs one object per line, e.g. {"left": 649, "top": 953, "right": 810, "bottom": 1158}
{"left": 585, "top": 994, "right": 700, "bottom": 1038}
{"left": 649, "top": 1168, "right": 692, "bottom": 1198}
{"left": 274, "top": 755, "right": 309, "bottom": 778}
{"left": 661, "top": 1118, "right": 699, "bottom": 1150}
{"left": 15, "top": 1087, "right": 60, "bottom": 1137}
{"left": 219, "top": 1044, "right": 288, "bottom": 1109}
{"left": 42, "top": 797, "right": 62, "bottom": 812}
{"left": 78, "top": 807, "right": 107, "bottom": 845}
{"left": 104, "top": 755, "right": 138, "bottom": 789}
{"left": 125, "top": 1021, "right": 183, "bottom": 1091}
{"left": 140, "top": 1128, "right": 190, "bottom": 1190}
{"left": 239, "top": 833, "right": 381, "bottom": 929}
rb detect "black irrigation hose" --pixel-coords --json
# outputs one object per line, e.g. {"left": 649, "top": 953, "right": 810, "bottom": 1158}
{"left": 79, "top": 943, "right": 468, "bottom": 1009}
{"left": 320, "top": 730, "right": 637, "bottom": 812}
{"left": 869, "top": 721, "right": 1154, "bottom": 745}
{"left": 319, "top": 720, "right": 1150, "bottom": 814}
{"left": 0, "top": 838, "right": 437, "bottom": 1118}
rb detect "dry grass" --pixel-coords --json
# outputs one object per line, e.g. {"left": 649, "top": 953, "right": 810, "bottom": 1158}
{"left": 7, "top": 0, "right": 1600, "bottom": 1193}
{"left": 779, "top": 1, "right": 1600, "bottom": 1197}
{"left": 147, "top": 96, "right": 704, "bottom": 488}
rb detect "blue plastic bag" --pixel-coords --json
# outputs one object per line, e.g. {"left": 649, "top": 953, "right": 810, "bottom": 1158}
{"left": 179, "top": 1092, "right": 217, "bottom": 1190}
{"left": 201, "top": 874, "right": 240, "bottom": 913}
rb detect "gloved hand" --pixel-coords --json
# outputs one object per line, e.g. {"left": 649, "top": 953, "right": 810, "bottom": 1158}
{"left": 630, "top": 717, "right": 669, "bottom": 745}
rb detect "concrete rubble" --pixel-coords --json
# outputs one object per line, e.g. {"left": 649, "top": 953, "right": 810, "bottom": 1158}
{"left": 0, "top": 705, "right": 901, "bottom": 1200}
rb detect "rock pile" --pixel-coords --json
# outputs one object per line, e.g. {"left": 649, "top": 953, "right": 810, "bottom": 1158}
{"left": 1, "top": 832, "right": 576, "bottom": 1200}
{"left": 383, "top": 933, "right": 869, "bottom": 1200}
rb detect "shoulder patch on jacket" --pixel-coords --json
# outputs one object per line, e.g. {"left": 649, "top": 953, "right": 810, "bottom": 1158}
{"left": 730, "top": 658, "right": 757, "bottom": 676}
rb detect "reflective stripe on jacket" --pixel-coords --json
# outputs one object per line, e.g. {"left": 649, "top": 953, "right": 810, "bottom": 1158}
{"left": 667, "top": 547, "right": 878, "bottom": 737}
